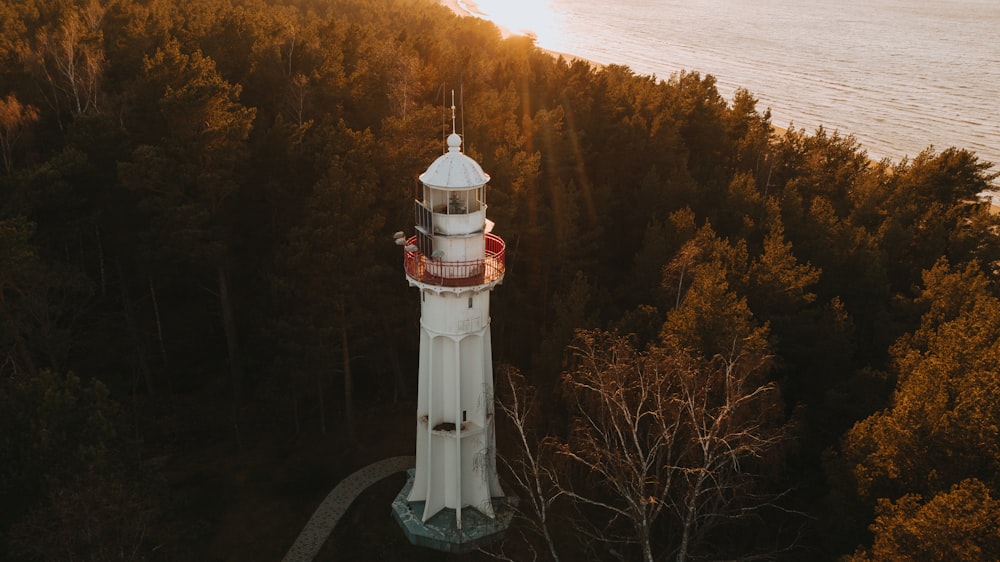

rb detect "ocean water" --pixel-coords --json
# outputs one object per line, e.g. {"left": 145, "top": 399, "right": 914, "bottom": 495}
{"left": 459, "top": 0, "right": 999, "bottom": 168}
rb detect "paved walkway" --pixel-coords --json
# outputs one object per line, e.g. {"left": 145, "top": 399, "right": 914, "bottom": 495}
{"left": 282, "top": 455, "right": 416, "bottom": 562}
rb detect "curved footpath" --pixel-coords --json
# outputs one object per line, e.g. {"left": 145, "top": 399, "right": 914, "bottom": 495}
{"left": 282, "top": 455, "right": 416, "bottom": 562}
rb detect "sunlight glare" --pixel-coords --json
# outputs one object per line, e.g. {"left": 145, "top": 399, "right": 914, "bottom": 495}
{"left": 467, "top": 0, "right": 563, "bottom": 50}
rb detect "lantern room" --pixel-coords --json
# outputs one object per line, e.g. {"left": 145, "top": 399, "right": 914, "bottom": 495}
{"left": 406, "top": 132, "right": 504, "bottom": 286}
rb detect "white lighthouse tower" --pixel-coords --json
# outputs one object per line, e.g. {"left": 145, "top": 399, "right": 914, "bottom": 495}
{"left": 392, "top": 106, "right": 511, "bottom": 552}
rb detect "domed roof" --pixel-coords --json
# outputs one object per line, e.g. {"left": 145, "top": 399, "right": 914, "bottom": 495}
{"left": 419, "top": 133, "right": 490, "bottom": 189}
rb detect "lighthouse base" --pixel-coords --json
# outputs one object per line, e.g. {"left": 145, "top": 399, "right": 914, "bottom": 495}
{"left": 392, "top": 469, "right": 515, "bottom": 553}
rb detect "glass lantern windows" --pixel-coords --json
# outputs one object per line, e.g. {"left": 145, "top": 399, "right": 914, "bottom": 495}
{"left": 422, "top": 185, "right": 483, "bottom": 215}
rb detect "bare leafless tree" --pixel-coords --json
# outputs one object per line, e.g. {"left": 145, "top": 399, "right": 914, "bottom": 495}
{"left": 558, "top": 331, "right": 686, "bottom": 562}
{"left": 671, "top": 340, "right": 788, "bottom": 562}
{"left": 494, "top": 365, "right": 565, "bottom": 562}
{"left": 557, "top": 330, "right": 792, "bottom": 562}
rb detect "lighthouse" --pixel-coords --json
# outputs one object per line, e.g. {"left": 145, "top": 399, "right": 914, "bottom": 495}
{"left": 392, "top": 109, "right": 512, "bottom": 552}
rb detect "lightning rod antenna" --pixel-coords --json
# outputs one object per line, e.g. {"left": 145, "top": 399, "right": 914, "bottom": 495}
{"left": 450, "top": 90, "right": 457, "bottom": 135}
{"left": 440, "top": 83, "right": 447, "bottom": 153}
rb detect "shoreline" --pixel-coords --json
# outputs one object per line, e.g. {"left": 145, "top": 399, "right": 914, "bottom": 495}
{"left": 436, "top": 1, "right": 1000, "bottom": 190}
{"left": 439, "top": 0, "right": 503, "bottom": 34}
{"left": 440, "top": 0, "right": 483, "bottom": 18}
{"left": 437, "top": 3, "right": 804, "bottom": 146}
{"left": 436, "top": 1, "right": 789, "bottom": 128}
{"left": 438, "top": 0, "right": 600, "bottom": 67}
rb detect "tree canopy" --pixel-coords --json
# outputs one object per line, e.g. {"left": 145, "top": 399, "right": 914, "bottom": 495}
{"left": 0, "top": 0, "right": 996, "bottom": 559}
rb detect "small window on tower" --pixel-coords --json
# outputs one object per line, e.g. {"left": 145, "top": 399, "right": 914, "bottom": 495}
{"left": 468, "top": 297, "right": 473, "bottom": 308}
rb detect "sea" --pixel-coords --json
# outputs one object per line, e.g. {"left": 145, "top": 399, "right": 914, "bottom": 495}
{"left": 454, "top": 0, "right": 999, "bottom": 170}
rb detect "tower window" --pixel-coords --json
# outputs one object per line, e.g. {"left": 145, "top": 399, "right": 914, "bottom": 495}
{"left": 468, "top": 297, "right": 473, "bottom": 308}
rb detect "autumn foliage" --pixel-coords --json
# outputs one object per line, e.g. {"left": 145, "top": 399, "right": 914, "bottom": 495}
{"left": 0, "top": 0, "right": 997, "bottom": 559}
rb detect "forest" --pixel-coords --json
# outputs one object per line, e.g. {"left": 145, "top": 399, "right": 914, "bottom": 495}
{"left": 1, "top": 0, "right": 998, "bottom": 560}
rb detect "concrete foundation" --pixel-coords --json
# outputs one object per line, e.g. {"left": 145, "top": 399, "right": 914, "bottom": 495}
{"left": 392, "top": 469, "right": 514, "bottom": 554}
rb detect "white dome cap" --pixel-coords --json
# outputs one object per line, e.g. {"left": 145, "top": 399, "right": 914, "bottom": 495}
{"left": 419, "top": 133, "right": 490, "bottom": 189}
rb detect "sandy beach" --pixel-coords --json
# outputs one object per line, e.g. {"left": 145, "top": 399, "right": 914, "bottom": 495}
{"left": 439, "top": 0, "right": 502, "bottom": 32}
{"left": 438, "top": 0, "right": 598, "bottom": 66}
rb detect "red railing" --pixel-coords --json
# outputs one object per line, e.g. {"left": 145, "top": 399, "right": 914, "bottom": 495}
{"left": 404, "top": 233, "right": 505, "bottom": 287}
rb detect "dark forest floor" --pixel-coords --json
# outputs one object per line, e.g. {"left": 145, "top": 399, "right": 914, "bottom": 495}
{"left": 159, "top": 399, "right": 446, "bottom": 561}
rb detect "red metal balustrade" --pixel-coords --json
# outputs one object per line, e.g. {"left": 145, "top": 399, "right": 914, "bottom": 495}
{"left": 404, "top": 234, "right": 505, "bottom": 287}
